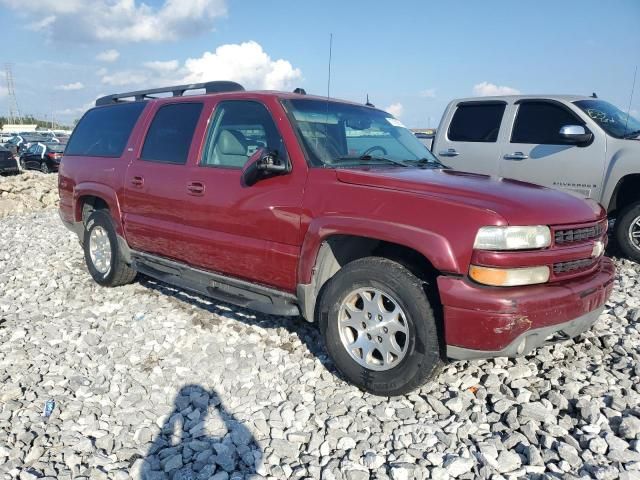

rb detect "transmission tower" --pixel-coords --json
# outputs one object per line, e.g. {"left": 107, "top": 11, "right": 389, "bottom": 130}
{"left": 4, "top": 64, "right": 22, "bottom": 124}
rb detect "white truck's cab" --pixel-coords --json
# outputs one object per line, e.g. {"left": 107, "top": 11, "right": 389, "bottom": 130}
{"left": 432, "top": 95, "right": 640, "bottom": 261}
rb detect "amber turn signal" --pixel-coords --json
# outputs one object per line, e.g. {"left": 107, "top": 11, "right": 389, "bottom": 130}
{"left": 469, "top": 265, "right": 550, "bottom": 287}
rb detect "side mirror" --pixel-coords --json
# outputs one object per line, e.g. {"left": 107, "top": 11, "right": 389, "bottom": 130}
{"left": 559, "top": 125, "right": 593, "bottom": 146}
{"left": 242, "top": 149, "right": 290, "bottom": 187}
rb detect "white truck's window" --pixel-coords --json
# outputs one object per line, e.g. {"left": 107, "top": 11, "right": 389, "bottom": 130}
{"left": 448, "top": 103, "right": 505, "bottom": 142}
{"left": 511, "top": 102, "right": 582, "bottom": 145}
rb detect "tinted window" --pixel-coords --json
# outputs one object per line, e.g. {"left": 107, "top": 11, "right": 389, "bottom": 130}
{"left": 448, "top": 103, "right": 505, "bottom": 142}
{"left": 511, "top": 102, "right": 582, "bottom": 144}
{"left": 201, "top": 101, "right": 286, "bottom": 168}
{"left": 65, "top": 102, "right": 146, "bottom": 157}
{"left": 141, "top": 103, "right": 203, "bottom": 164}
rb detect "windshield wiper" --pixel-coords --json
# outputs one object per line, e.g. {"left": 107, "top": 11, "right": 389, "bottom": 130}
{"left": 623, "top": 129, "right": 640, "bottom": 139}
{"left": 336, "top": 155, "right": 409, "bottom": 167}
{"left": 413, "top": 157, "right": 450, "bottom": 169}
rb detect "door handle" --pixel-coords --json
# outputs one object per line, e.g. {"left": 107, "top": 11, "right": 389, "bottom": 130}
{"left": 130, "top": 176, "right": 144, "bottom": 187}
{"left": 187, "top": 181, "right": 205, "bottom": 196}
{"left": 438, "top": 148, "right": 460, "bottom": 157}
{"left": 503, "top": 152, "right": 529, "bottom": 161}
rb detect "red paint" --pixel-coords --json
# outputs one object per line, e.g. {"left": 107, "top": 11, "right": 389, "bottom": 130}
{"left": 59, "top": 90, "right": 615, "bottom": 353}
{"left": 439, "top": 257, "right": 614, "bottom": 350}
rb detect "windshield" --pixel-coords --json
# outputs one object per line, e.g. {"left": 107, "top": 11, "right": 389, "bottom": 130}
{"left": 574, "top": 99, "right": 640, "bottom": 138}
{"left": 285, "top": 99, "right": 441, "bottom": 167}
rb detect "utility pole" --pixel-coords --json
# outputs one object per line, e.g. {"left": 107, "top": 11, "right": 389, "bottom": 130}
{"left": 4, "top": 63, "right": 22, "bottom": 124}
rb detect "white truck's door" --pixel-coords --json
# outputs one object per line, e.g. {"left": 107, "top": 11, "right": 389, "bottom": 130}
{"left": 433, "top": 100, "right": 507, "bottom": 175}
{"left": 499, "top": 100, "right": 605, "bottom": 200}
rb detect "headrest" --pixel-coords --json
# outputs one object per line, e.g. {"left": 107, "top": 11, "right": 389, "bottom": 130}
{"left": 217, "top": 129, "right": 247, "bottom": 156}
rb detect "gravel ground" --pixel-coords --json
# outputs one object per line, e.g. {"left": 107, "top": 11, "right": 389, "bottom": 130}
{"left": 1, "top": 178, "right": 640, "bottom": 480}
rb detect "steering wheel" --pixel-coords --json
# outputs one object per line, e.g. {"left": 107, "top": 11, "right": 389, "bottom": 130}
{"left": 362, "top": 145, "right": 388, "bottom": 157}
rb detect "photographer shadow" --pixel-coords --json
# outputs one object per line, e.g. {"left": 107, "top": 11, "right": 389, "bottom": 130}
{"left": 138, "top": 384, "right": 261, "bottom": 479}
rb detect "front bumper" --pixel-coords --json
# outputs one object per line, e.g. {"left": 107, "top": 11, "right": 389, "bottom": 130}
{"left": 439, "top": 257, "right": 615, "bottom": 359}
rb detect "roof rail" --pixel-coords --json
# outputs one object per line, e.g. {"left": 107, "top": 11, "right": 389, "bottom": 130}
{"left": 95, "top": 81, "right": 245, "bottom": 106}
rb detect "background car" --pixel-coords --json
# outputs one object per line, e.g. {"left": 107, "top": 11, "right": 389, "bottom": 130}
{"left": 0, "top": 132, "right": 15, "bottom": 143}
{"left": 0, "top": 144, "right": 19, "bottom": 175}
{"left": 19, "top": 142, "right": 65, "bottom": 173}
{"left": 4, "top": 133, "right": 49, "bottom": 157}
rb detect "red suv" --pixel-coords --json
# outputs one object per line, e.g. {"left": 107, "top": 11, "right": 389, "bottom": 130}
{"left": 58, "top": 81, "right": 614, "bottom": 395}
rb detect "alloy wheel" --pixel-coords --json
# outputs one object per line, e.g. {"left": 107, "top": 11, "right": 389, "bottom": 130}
{"left": 337, "top": 287, "right": 409, "bottom": 371}
{"left": 89, "top": 226, "right": 112, "bottom": 275}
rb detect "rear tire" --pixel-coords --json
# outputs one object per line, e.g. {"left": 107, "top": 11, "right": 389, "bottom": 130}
{"left": 615, "top": 201, "right": 640, "bottom": 262}
{"left": 40, "top": 162, "right": 49, "bottom": 174}
{"left": 317, "top": 257, "right": 442, "bottom": 396}
{"left": 83, "top": 210, "right": 137, "bottom": 287}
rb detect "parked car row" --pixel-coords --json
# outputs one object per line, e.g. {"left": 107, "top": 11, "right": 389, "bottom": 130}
{"left": 0, "top": 132, "right": 67, "bottom": 175}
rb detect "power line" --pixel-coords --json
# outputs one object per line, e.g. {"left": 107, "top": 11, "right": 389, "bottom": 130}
{"left": 4, "top": 63, "right": 22, "bottom": 124}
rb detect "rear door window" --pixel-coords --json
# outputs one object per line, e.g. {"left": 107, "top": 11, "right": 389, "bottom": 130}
{"left": 448, "top": 103, "right": 505, "bottom": 142}
{"left": 511, "top": 102, "right": 582, "bottom": 144}
{"left": 65, "top": 102, "right": 146, "bottom": 157}
{"left": 141, "top": 102, "right": 204, "bottom": 164}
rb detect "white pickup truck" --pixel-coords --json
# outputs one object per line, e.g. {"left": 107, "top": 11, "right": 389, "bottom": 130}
{"left": 431, "top": 95, "right": 640, "bottom": 261}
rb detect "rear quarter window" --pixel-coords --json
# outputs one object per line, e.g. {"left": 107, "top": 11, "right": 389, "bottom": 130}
{"left": 448, "top": 103, "right": 506, "bottom": 142}
{"left": 65, "top": 102, "right": 147, "bottom": 157}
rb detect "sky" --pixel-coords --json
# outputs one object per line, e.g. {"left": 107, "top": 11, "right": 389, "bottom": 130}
{"left": 0, "top": 0, "right": 639, "bottom": 128}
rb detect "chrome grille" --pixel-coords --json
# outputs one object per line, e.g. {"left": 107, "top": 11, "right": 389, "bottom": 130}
{"left": 553, "top": 258, "right": 597, "bottom": 274}
{"left": 554, "top": 222, "right": 605, "bottom": 245}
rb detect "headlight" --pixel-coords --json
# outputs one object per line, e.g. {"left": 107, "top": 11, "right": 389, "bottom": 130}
{"left": 469, "top": 265, "right": 550, "bottom": 287}
{"left": 474, "top": 226, "right": 551, "bottom": 250}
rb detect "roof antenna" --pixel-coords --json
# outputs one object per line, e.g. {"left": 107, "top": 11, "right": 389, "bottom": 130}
{"left": 326, "top": 33, "right": 333, "bottom": 100}
{"left": 591, "top": 92, "right": 598, "bottom": 98}
{"left": 365, "top": 94, "right": 375, "bottom": 107}
{"left": 323, "top": 33, "right": 333, "bottom": 157}
{"left": 624, "top": 65, "right": 637, "bottom": 135}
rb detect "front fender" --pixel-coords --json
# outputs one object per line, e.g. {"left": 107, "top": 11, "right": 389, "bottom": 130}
{"left": 297, "top": 215, "right": 460, "bottom": 285}
{"left": 600, "top": 144, "right": 639, "bottom": 209}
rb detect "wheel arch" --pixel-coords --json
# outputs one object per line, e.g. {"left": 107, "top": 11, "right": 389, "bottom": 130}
{"left": 606, "top": 173, "right": 640, "bottom": 217}
{"left": 73, "top": 183, "right": 125, "bottom": 237}
{"left": 296, "top": 219, "right": 457, "bottom": 322}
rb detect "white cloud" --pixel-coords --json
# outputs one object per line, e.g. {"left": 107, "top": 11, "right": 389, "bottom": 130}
{"left": 419, "top": 88, "right": 436, "bottom": 98}
{"left": 97, "top": 49, "right": 120, "bottom": 62}
{"left": 144, "top": 60, "right": 180, "bottom": 73}
{"left": 182, "top": 41, "right": 301, "bottom": 90}
{"left": 55, "top": 82, "right": 84, "bottom": 91}
{"left": 0, "top": 85, "right": 7, "bottom": 97}
{"left": 630, "top": 109, "right": 638, "bottom": 117}
{"left": 384, "top": 103, "right": 404, "bottom": 118}
{"left": 101, "top": 70, "right": 149, "bottom": 86}
{"left": 0, "top": 0, "right": 228, "bottom": 43}
{"left": 472, "top": 81, "right": 520, "bottom": 97}
{"left": 92, "top": 42, "right": 302, "bottom": 96}
{"left": 28, "top": 15, "right": 55, "bottom": 31}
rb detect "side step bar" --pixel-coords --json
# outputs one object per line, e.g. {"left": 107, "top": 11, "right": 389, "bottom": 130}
{"left": 131, "top": 251, "right": 300, "bottom": 317}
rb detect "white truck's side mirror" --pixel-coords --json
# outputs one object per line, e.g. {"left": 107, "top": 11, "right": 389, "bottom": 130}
{"left": 559, "top": 125, "right": 593, "bottom": 146}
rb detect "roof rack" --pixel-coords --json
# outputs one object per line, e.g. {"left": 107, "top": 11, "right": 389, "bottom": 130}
{"left": 95, "top": 81, "right": 245, "bottom": 106}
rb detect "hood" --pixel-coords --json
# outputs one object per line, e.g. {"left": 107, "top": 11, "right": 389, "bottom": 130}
{"left": 336, "top": 167, "right": 604, "bottom": 226}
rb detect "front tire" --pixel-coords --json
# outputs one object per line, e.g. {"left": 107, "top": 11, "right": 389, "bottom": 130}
{"left": 83, "top": 210, "right": 137, "bottom": 287}
{"left": 615, "top": 201, "right": 640, "bottom": 262}
{"left": 318, "top": 257, "right": 442, "bottom": 396}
